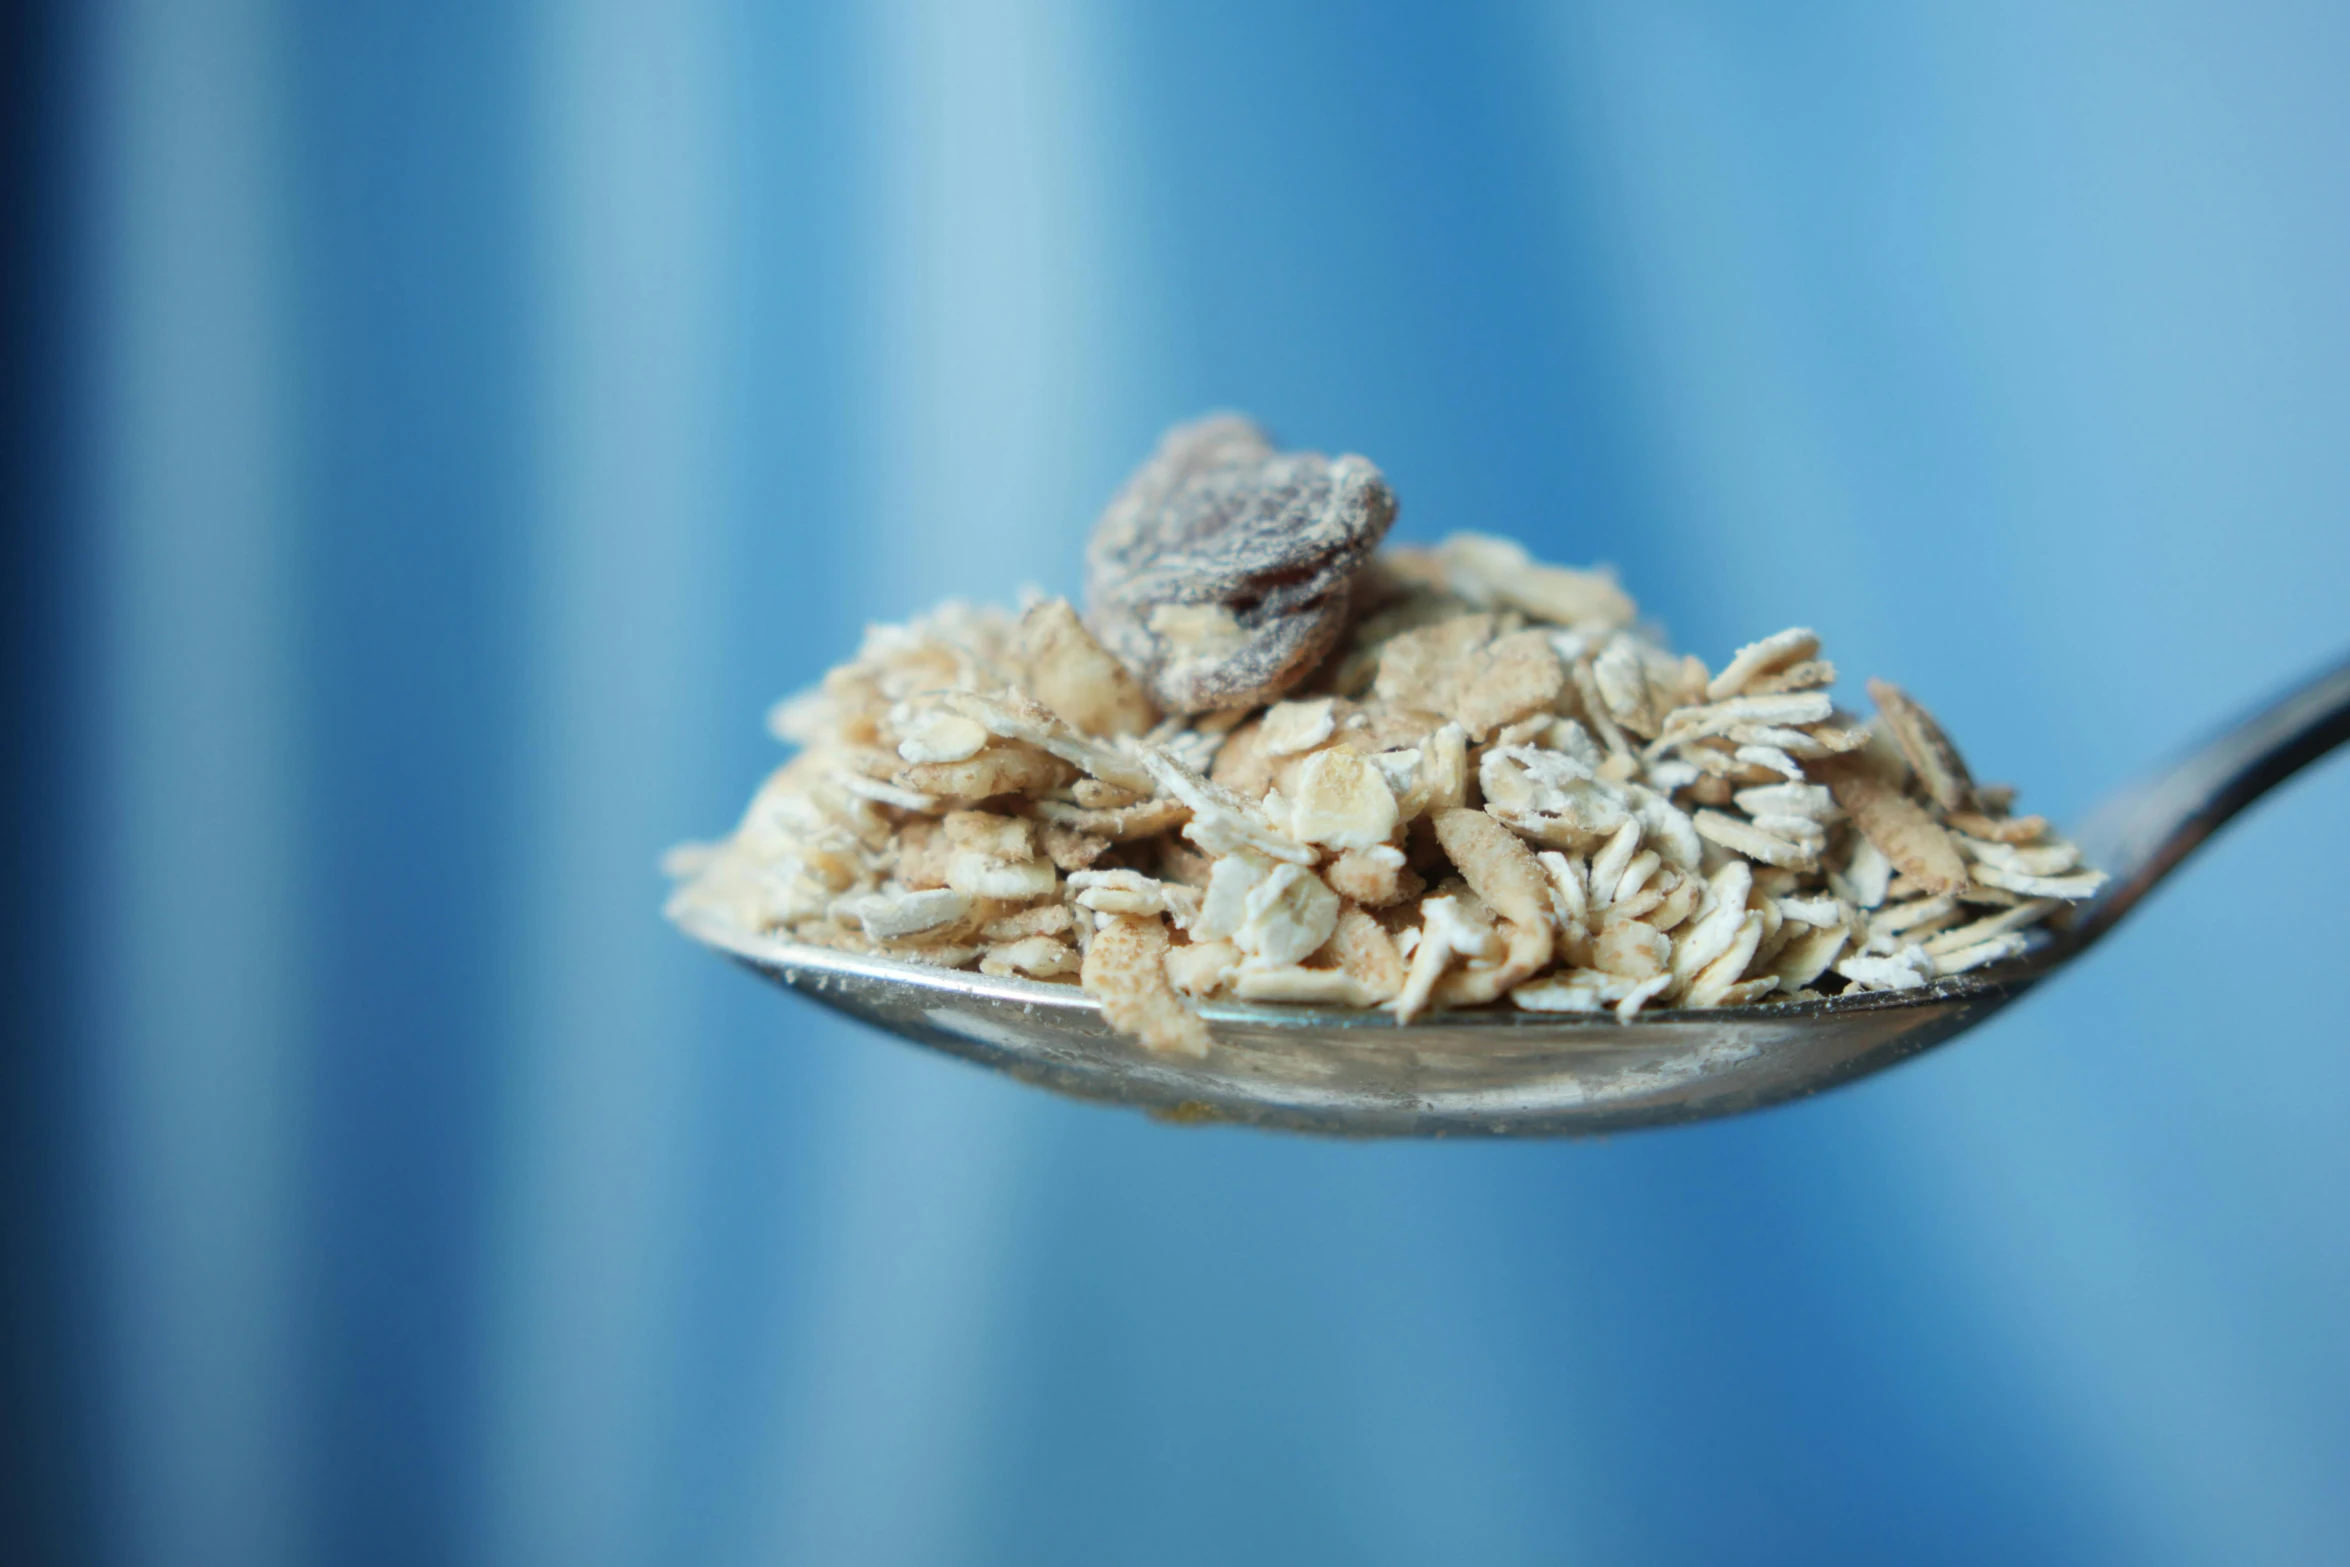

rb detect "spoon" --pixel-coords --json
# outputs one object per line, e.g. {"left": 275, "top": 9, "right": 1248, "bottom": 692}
{"left": 673, "top": 653, "right": 2350, "bottom": 1136}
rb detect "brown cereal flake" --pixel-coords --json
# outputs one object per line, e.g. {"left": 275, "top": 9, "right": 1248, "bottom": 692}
{"left": 1327, "top": 905, "right": 1407, "bottom": 1002}
{"left": 1817, "top": 756, "right": 1968, "bottom": 896}
{"left": 1866, "top": 678, "right": 1975, "bottom": 813}
{"left": 1081, "top": 913, "right": 1213, "bottom": 1057}
{"left": 1431, "top": 808, "right": 1554, "bottom": 931}
{"left": 1039, "top": 823, "right": 1110, "bottom": 871}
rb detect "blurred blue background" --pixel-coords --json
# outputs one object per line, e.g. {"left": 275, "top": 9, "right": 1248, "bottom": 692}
{"left": 6, "top": 2, "right": 2348, "bottom": 1564}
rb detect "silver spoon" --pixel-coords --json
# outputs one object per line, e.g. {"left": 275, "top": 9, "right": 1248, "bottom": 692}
{"left": 673, "top": 654, "right": 2350, "bottom": 1136}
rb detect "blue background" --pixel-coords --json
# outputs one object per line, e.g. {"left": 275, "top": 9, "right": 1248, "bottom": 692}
{"left": 10, "top": 2, "right": 2349, "bottom": 1563}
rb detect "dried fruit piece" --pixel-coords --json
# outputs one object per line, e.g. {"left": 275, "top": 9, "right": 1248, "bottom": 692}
{"left": 1086, "top": 415, "right": 1396, "bottom": 713}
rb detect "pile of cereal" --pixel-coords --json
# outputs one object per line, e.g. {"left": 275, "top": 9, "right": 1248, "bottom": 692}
{"left": 667, "top": 415, "right": 2105, "bottom": 1057}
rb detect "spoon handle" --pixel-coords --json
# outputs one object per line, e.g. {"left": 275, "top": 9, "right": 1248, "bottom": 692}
{"left": 2073, "top": 652, "right": 2350, "bottom": 947}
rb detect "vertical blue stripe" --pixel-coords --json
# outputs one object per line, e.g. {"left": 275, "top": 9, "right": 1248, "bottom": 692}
{"left": 639, "top": 4, "right": 862, "bottom": 1562}
{"left": 87, "top": 2, "right": 300, "bottom": 1564}
{"left": 486, "top": 1, "right": 727, "bottom": 1563}
{"left": 4, "top": 0, "right": 96, "bottom": 1556}
{"left": 286, "top": 2, "right": 530, "bottom": 1561}
{"left": 732, "top": 3, "right": 1146, "bottom": 1562}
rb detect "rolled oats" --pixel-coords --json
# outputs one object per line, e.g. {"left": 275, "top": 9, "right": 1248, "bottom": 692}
{"left": 1286, "top": 747, "right": 1400, "bottom": 851}
{"left": 1708, "top": 628, "right": 1820, "bottom": 701}
{"left": 1259, "top": 698, "right": 1338, "bottom": 756}
{"left": 1325, "top": 843, "right": 1414, "bottom": 907}
{"left": 1015, "top": 598, "right": 1158, "bottom": 738}
{"left": 981, "top": 936, "right": 1082, "bottom": 979}
{"left": 1435, "top": 533, "right": 1638, "bottom": 629}
{"left": 1164, "top": 938, "right": 1241, "bottom": 998}
{"left": 674, "top": 414, "right": 2101, "bottom": 1053}
{"left": 1836, "top": 946, "right": 1936, "bottom": 993}
{"left": 1392, "top": 893, "right": 1499, "bottom": 1022}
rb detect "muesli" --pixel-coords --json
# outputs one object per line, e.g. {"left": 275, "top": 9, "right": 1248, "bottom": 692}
{"left": 668, "top": 415, "right": 2103, "bottom": 1055}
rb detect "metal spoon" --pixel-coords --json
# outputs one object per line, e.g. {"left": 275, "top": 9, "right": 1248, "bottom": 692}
{"left": 673, "top": 654, "right": 2350, "bottom": 1136}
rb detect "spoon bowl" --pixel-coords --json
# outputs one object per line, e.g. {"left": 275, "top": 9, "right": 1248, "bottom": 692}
{"left": 675, "top": 655, "right": 2349, "bottom": 1136}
